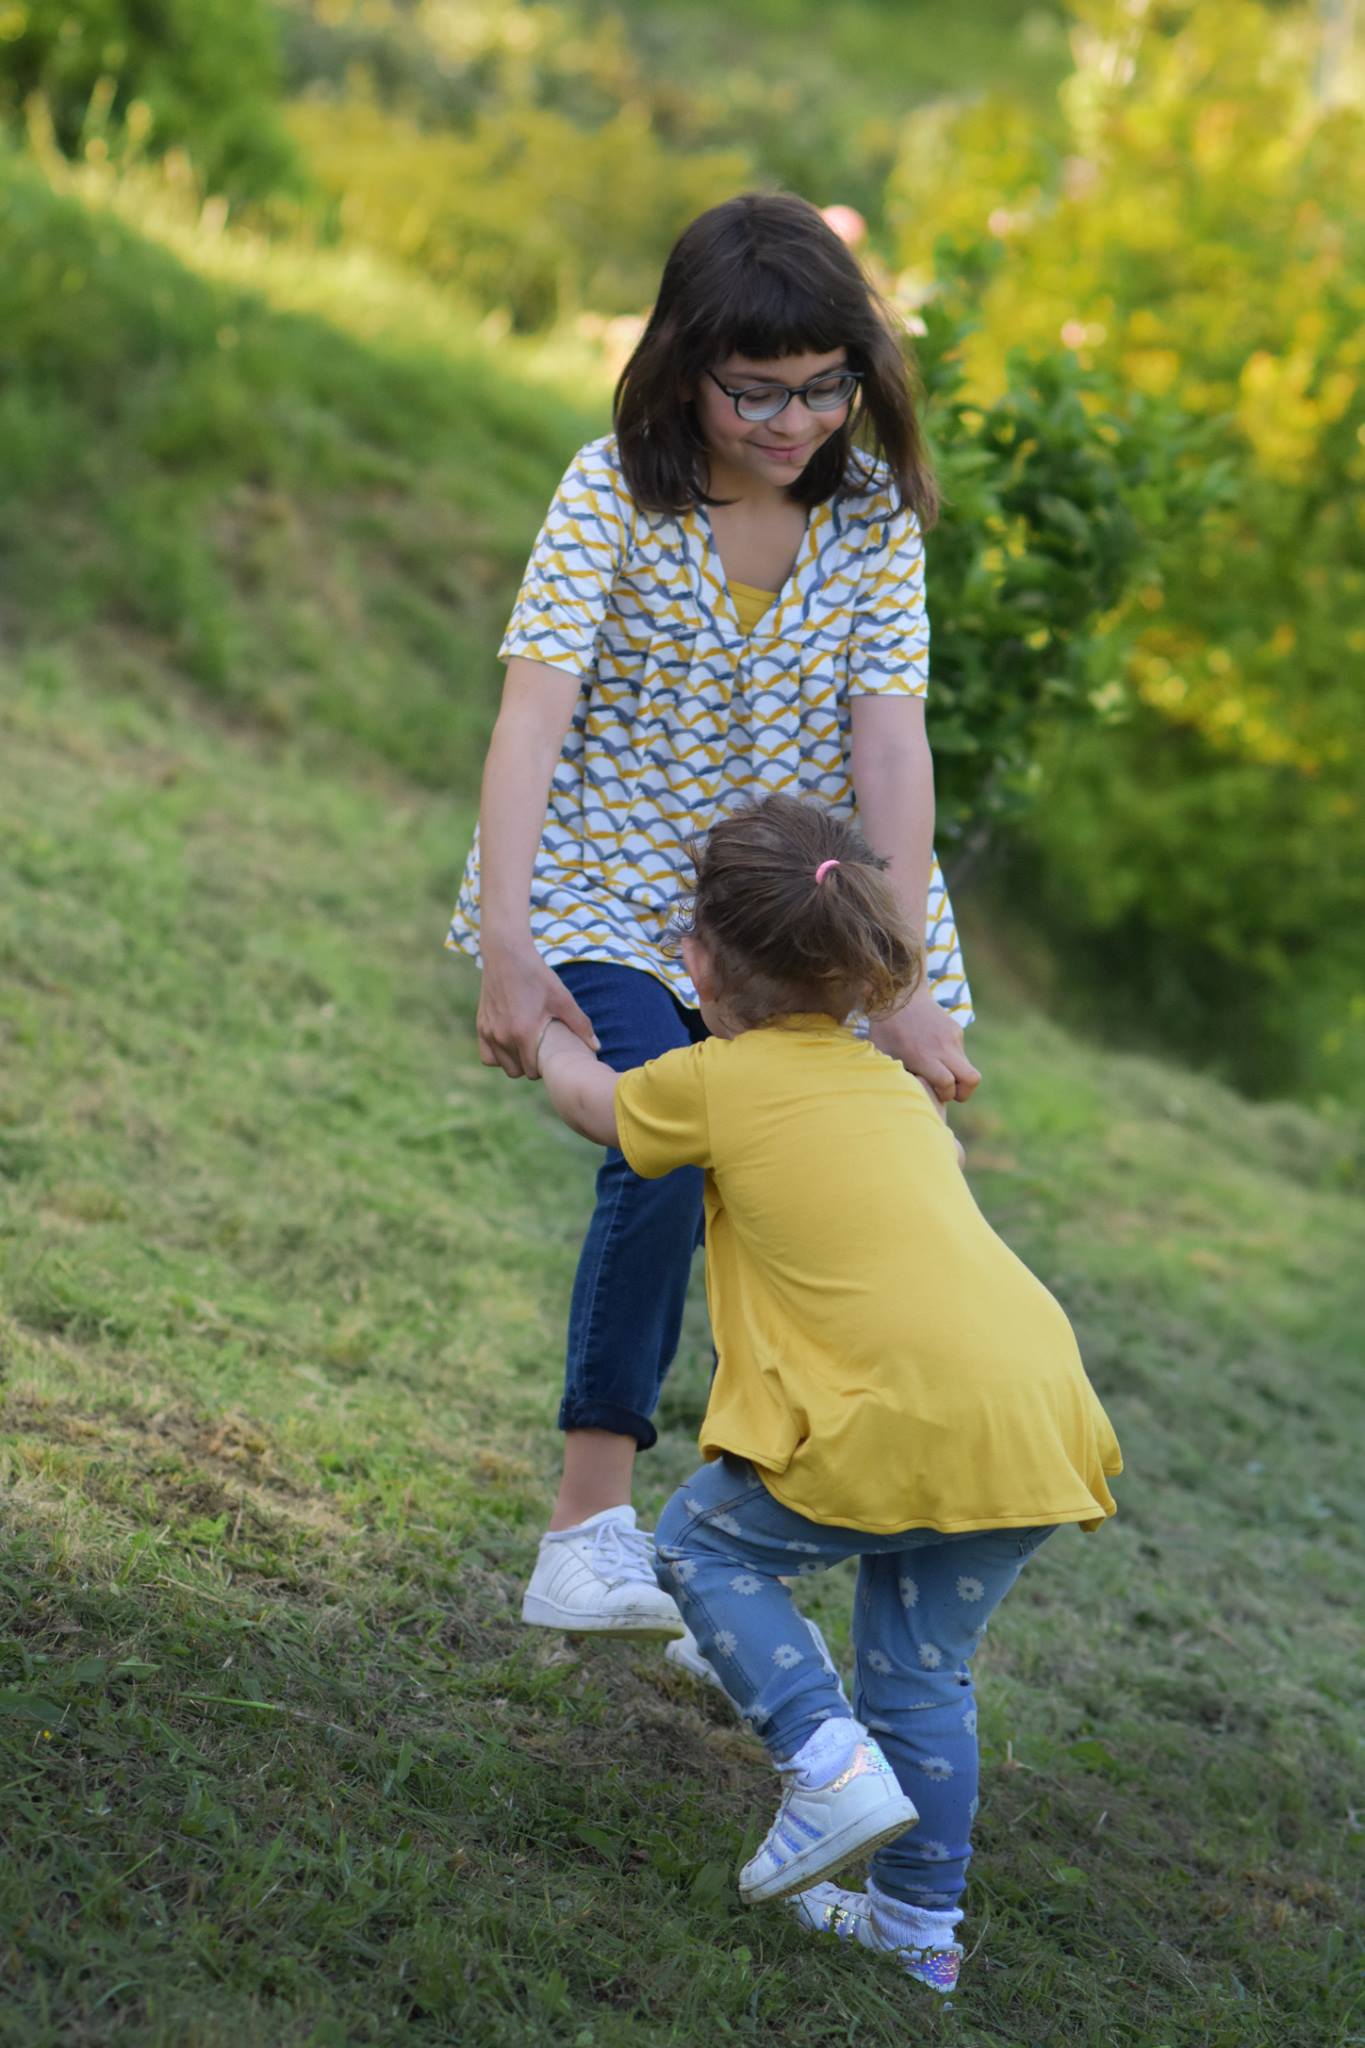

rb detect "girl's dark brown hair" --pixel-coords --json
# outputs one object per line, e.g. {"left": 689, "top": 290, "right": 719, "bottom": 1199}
{"left": 614, "top": 192, "right": 938, "bottom": 526}
{"left": 682, "top": 796, "right": 923, "bottom": 1026}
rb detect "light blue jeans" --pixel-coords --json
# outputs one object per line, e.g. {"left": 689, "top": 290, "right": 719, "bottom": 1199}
{"left": 654, "top": 1457, "right": 1056, "bottom": 1911}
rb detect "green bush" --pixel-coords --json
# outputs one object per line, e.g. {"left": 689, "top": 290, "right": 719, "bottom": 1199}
{"left": 0, "top": 0, "right": 297, "bottom": 198}
{"left": 277, "top": 0, "right": 1070, "bottom": 244}
{"left": 889, "top": 0, "right": 1365, "bottom": 1099}
{"left": 920, "top": 248, "right": 1223, "bottom": 838}
{"left": 290, "top": 96, "right": 746, "bottom": 331}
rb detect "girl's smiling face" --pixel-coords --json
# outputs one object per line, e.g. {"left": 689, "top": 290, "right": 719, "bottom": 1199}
{"left": 693, "top": 347, "right": 852, "bottom": 495}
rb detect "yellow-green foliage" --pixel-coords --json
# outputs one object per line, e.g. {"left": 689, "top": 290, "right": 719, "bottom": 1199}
{"left": 275, "top": 0, "right": 1070, "bottom": 253}
{"left": 282, "top": 0, "right": 751, "bottom": 327}
{"left": 290, "top": 95, "right": 747, "bottom": 330}
{"left": 0, "top": 0, "right": 297, "bottom": 197}
{"left": 891, "top": 0, "right": 1365, "bottom": 1099}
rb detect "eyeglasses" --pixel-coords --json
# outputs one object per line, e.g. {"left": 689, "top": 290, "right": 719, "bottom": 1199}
{"left": 705, "top": 366, "right": 862, "bottom": 423}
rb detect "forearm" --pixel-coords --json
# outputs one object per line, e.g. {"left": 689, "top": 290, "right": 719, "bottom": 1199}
{"left": 538, "top": 1021, "right": 620, "bottom": 1147}
{"left": 849, "top": 699, "right": 936, "bottom": 941}
{"left": 851, "top": 696, "right": 980, "bottom": 1097}
{"left": 478, "top": 660, "right": 581, "bottom": 951}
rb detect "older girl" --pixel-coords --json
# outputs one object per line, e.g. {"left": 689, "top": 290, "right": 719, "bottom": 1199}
{"left": 447, "top": 193, "right": 979, "bottom": 1634}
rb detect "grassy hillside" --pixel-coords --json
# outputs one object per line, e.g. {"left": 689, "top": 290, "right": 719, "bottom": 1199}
{"left": 1, "top": 155, "right": 1362, "bottom": 2046}
{"left": 0, "top": 150, "right": 598, "bottom": 792}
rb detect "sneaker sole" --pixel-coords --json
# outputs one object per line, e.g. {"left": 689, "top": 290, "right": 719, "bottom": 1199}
{"left": 740, "top": 1796, "right": 920, "bottom": 1905}
{"left": 521, "top": 1592, "right": 684, "bottom": 1640}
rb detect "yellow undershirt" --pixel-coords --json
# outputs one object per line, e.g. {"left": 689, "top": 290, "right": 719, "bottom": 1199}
{"left": 729, "top": 580, "right": 777, "bottom": 637}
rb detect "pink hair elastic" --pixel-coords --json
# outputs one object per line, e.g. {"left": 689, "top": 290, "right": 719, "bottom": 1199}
{"left": 814, "top": 859, "right": 841, "bottom": 884}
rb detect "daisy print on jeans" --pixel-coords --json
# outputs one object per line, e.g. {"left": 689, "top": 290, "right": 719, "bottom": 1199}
{"left": 918, "top": 1642, "right": 943, "bottom": 1669}
{"left": 730, "top": 1573, "right": 763, "bottom": 1596}
{"left": 772, "top": 1643, "right": 803, "bottom": 1669}
{"left": 956, "top": 1575, "right": 985, "bottom": 1603}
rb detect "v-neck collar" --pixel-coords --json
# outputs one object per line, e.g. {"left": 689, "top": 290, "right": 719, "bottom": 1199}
{"left": 692, "top": 498, "right": 827, "bottom": 637}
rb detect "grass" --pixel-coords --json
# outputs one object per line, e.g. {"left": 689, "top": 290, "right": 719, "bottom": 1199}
{"left": 0, "top": 143, "right": 1362, "bottom": 2048}
{"left": 0, "top": 147, "right": 599, "bottom": 796}
{"left": 2, "top": 653, "right": 1362, "bottom": 2046}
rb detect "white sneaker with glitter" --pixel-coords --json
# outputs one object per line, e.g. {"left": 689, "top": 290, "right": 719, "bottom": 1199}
{"left": 790, "top": 1882, "right": 964, "bottom": 1993}
{"left": 521, "top": 1506, "right": 683, "bottom": 1638}
{"left": 738, "top": 1723, "right": 918, "bottom": 1904}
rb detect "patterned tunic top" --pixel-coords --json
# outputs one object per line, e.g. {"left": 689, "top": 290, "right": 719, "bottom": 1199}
{"left": 446, "top": 435, "right": 973, "bottom": 1020}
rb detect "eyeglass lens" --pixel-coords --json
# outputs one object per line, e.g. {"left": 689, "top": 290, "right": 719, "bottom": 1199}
{"left": 735, "top": 373, "right": 858, "bottom": 421}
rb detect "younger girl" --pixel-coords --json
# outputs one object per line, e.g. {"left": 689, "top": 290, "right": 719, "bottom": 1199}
{"left": 536, "top": 796, "right": 1121, "bottom": 1995}
{"left": 447, "top": 192, "right": 980, "bottom": 1636}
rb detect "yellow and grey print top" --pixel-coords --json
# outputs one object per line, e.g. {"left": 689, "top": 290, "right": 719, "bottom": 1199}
{"left": 446, "top": 435, "right": 973, "bottom": 1020}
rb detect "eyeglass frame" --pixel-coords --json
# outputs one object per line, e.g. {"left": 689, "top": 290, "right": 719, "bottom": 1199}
{"left": 703, "top": 365, "right": 864, "bottom": 423}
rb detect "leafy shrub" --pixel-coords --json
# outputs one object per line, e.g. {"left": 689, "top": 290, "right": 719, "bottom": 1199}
{"left": 889, "top": 0, "right": 1365, "bottom": 1098}
{"left": 0, "top": 0, "right": 297, "bottom": 199}
{"left": 277, "top": 0, "right": 1070, "bottom": 241}
{"left": 290, "top": 96, "right": 746, "bottom": 331}
{"left": 920, "top": 249, "right": 1222, "bottom": 838}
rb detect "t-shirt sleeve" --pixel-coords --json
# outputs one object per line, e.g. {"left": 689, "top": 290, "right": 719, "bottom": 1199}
{"left": 846, "top": 496, "right": 929, "bottom": 699}
{"left": 614, "top": 1042, "right": 713, "bottom": 1179}
{"left": 499, "top": 442, "right": 631, "bottom": 677}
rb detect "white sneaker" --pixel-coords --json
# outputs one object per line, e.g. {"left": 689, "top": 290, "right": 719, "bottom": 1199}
{"left": 790, "top": 1880, "right": 874, "bottom": 1945}
{"left": 791, "top": 1883, "right": 964, "bottom": 1993}
{"left": 739, "top": 1739, "right": 918, "bottom": 1904}
{"left": 521, "top": 1506, "right": 684, "bottom": 1639}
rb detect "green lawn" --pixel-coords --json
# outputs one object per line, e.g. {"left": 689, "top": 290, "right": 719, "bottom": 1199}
{"left": 0, "top": 145, "right": 1361, "bottom": 2048}
{"left": 1, "top": 653, "right": 1360, "bottom": 2046}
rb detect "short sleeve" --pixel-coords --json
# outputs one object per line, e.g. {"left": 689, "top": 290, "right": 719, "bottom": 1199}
{"left": 846, "top": 497, "right": 929, "bottom": 699}
{"left": 614, "top": 1042, "right": 712, "bottom": 1180}
{"left": 499, "top": 440, "right": 631, "bottom": 678}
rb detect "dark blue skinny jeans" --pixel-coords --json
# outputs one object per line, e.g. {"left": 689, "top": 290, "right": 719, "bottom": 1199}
{"left": 556, "top": 961, "right": 708, "bottom": 1449}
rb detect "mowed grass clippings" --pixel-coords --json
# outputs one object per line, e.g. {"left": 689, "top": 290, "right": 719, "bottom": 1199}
{"left": 2, "top": 664, "right": 1361, "bottom": 2046}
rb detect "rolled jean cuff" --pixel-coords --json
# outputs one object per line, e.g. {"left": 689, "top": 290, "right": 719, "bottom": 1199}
{"left": 557, "top": 1395, "right": 658, "bottom": 1451}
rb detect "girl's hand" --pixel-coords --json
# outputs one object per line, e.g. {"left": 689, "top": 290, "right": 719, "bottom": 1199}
{"left": 477, "top": 940, "right": 599, "bottom": 1079}
{"left": 871, "top": 983, "right": 981, "bottom": 1102}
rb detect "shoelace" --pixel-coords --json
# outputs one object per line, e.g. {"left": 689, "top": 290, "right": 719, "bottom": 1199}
{"left": 589, "top": 1516, "right": 659, "bottom": 1588}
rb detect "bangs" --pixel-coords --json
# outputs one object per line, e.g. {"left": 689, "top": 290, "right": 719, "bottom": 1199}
{"left": 702, "top": 263, "right": 855, "bottom": 367}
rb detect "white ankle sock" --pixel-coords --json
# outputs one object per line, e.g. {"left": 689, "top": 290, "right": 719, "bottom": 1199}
{"left": 868, "top": 1878, "right": 962, "bottom": 1952}
{"left": 783, "top": 1715, "right": 867, "bottom": 1788}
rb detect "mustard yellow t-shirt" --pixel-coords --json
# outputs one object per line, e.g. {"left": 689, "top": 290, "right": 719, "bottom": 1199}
{"left": 614, "top": 1018, "right": 1122, "bottom": 1536}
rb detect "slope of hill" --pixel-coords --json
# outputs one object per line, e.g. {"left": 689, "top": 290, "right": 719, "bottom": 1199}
{"left": 0, "top": 153, "right": 1360, "bottom": 2047}
{"left": 0, "top": 149, "right": 596, "bottom": 793}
